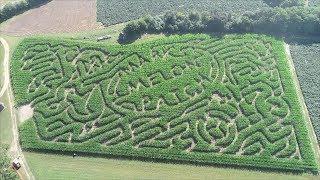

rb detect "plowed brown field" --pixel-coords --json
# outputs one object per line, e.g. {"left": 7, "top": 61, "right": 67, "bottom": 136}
{"left": 0, "top": 0, "right": 103, "bottom": 36}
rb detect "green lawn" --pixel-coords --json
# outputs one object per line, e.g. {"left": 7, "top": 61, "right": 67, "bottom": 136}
{"left": 0, "top": 90, "right": 13, "bottom": 145}
{"left": 0, "top": 40, "right": 12, "bottom": 144}
{"left": 0, "top": 41, "right": 12, "bottom": 145}
{"left": 0, "top": 36, "right": 23, "bottom": 146}
{"left": 25, "top": 152, "right": 319, "bottom": 180}
{"left": 0, "top": 42, "right": 3, "bottom": 86}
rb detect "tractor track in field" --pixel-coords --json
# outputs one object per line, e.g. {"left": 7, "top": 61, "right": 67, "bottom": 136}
{"left": 0, "top": 37, "right": 35, "bottom": 180}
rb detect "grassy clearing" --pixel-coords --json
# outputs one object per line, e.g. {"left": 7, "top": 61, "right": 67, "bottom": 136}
{"left": 0, "top": 90, "right": 13, "bottom": 145}
{"left": 0, "top": 42, "right": 3, "bottom": 85}
{"left": 0, "top": 41, "right": 12, "bottom": 145}
{"left": 0, "top": 35, "right": 23, "bottom": 145}
{"left": 25, "top": 152, "right": 319, "bottom": 180}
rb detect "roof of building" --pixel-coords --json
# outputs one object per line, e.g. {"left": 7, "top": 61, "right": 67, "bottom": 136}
{"left": 0, "top": 103, "right": 4, "bottom": 112}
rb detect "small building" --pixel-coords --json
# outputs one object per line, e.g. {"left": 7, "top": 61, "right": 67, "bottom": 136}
{"left": 0, "top": 103, "right": 4, "bottom": 112}
{"left": 97, "top": 35, "right": 111, "bottom": 42}
{"left": 12, "top": 158, "right": 21, "bottom": 170}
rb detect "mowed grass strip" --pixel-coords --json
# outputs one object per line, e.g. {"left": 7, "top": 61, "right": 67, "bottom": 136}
{"left": 25, "top": 152, "right": 318, "bottom": 180}
{"left": 0, "top": 41, "right": 12, "bottom": 145}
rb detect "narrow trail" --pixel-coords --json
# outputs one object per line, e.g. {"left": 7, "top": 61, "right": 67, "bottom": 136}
{"left": 284, "top": 43, "right": 320, "bottom": 165}
{"left": 0, "top": 37, "right": 35, "bottom": 180}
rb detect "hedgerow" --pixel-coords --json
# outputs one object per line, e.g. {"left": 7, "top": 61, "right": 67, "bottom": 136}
{"left": 12, "top": 34, "right": 318, "bottom": 173}
{"left": 120, "top": 7, "right": 320, "bottom": 42}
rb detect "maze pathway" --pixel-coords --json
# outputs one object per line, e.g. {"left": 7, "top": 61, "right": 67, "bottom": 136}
{"left": 12, "top": 34, "right": 317, "bottom": 172}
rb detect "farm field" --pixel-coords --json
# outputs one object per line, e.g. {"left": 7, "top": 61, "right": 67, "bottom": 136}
{"left": 12, "top": 34, "right": 317, "bottom": 172}
{"left": 97, "top": 0, "right": 269, "bottom": 25}
{"left": 309, "top": 0, "right": 320, "bottom": 6}
{"left": 289, "top": 38, "right": 320, "bottom": 144}
{"left": 0, "top": 0, "right": 320, "bottom": 179}
{"left": 0, "top": 0, "right": 102, "bottom": 36}
{"left": 25, "top": 151, "right": 319, "bottom": 180}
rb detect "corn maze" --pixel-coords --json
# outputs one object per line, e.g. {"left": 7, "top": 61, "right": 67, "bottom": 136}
{"left": 12, "top": 34, "right": 317, "bottom": 172}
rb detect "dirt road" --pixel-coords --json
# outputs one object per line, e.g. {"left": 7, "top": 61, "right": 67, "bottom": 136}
{"left": 0, "top": 37, "right": 9, "bottom": 98}
{"left": 0, "top": 37, "right": 34, "bottom": 180}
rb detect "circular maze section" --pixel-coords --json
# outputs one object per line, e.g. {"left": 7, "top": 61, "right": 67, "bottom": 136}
{"left": 11, "top": 34, "right": 317, "bottom": 172}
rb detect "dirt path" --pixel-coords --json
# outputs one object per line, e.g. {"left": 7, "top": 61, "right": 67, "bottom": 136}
{"left": 284, "top": 43, "right": 320, "bottom": 165}
{"left": 0, "top": 37, "right": 35, "bottom": 180}
{"left": 0, "top": 37, "right": 9, "bottom": 98}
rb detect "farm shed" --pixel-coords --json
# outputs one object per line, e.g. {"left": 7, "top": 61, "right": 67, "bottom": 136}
{"left": 12, "top": 158, "right": 21, "bottom": 170}
{"left": 0, "top": 103, "right": 4, "bottom": 112}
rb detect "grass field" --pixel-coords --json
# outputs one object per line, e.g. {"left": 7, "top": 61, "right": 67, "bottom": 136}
{"left": 97, "top": 0, "right": 269, "bottom": 25}
{"left": 0, "top": 42, "right": 3, "bottom": 87}
{"left": 25, "top": 152, "right": 319, "bottom": 180}
{"left": 0, "top": 42, "right": 12, "bottom": 146}
{"left": 0, "top": 91, "right": 13, "bottom": 145}
{"left": 0, "top": 35, "right": 24, "bottom": 146}
{"left": 11, "top": 33, "right": 318, "bottom": 172}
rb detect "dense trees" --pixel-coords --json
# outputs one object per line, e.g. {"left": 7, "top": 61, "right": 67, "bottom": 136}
{"left": 120, "top": 7, "right": 320, "bottom": 42}
{"left": 232, "top": 7, "right": 320, "bottom": 34}
{"left": 0, "top": 0, "right": 51, "bottom": 23}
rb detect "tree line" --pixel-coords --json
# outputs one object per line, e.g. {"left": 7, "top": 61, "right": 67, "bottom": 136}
{"left": 119, "top": 6, "right": 320, "bottom": 42}
{"left": 0, "top": 0, "right": 51, "bottom": 23}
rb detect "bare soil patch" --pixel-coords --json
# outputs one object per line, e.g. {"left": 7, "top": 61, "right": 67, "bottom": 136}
{"left": 18, "top": 104, "right": 33, "bottom": 123}
{"left": 0, "top": 0, "right": 103, "bottom": 36}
